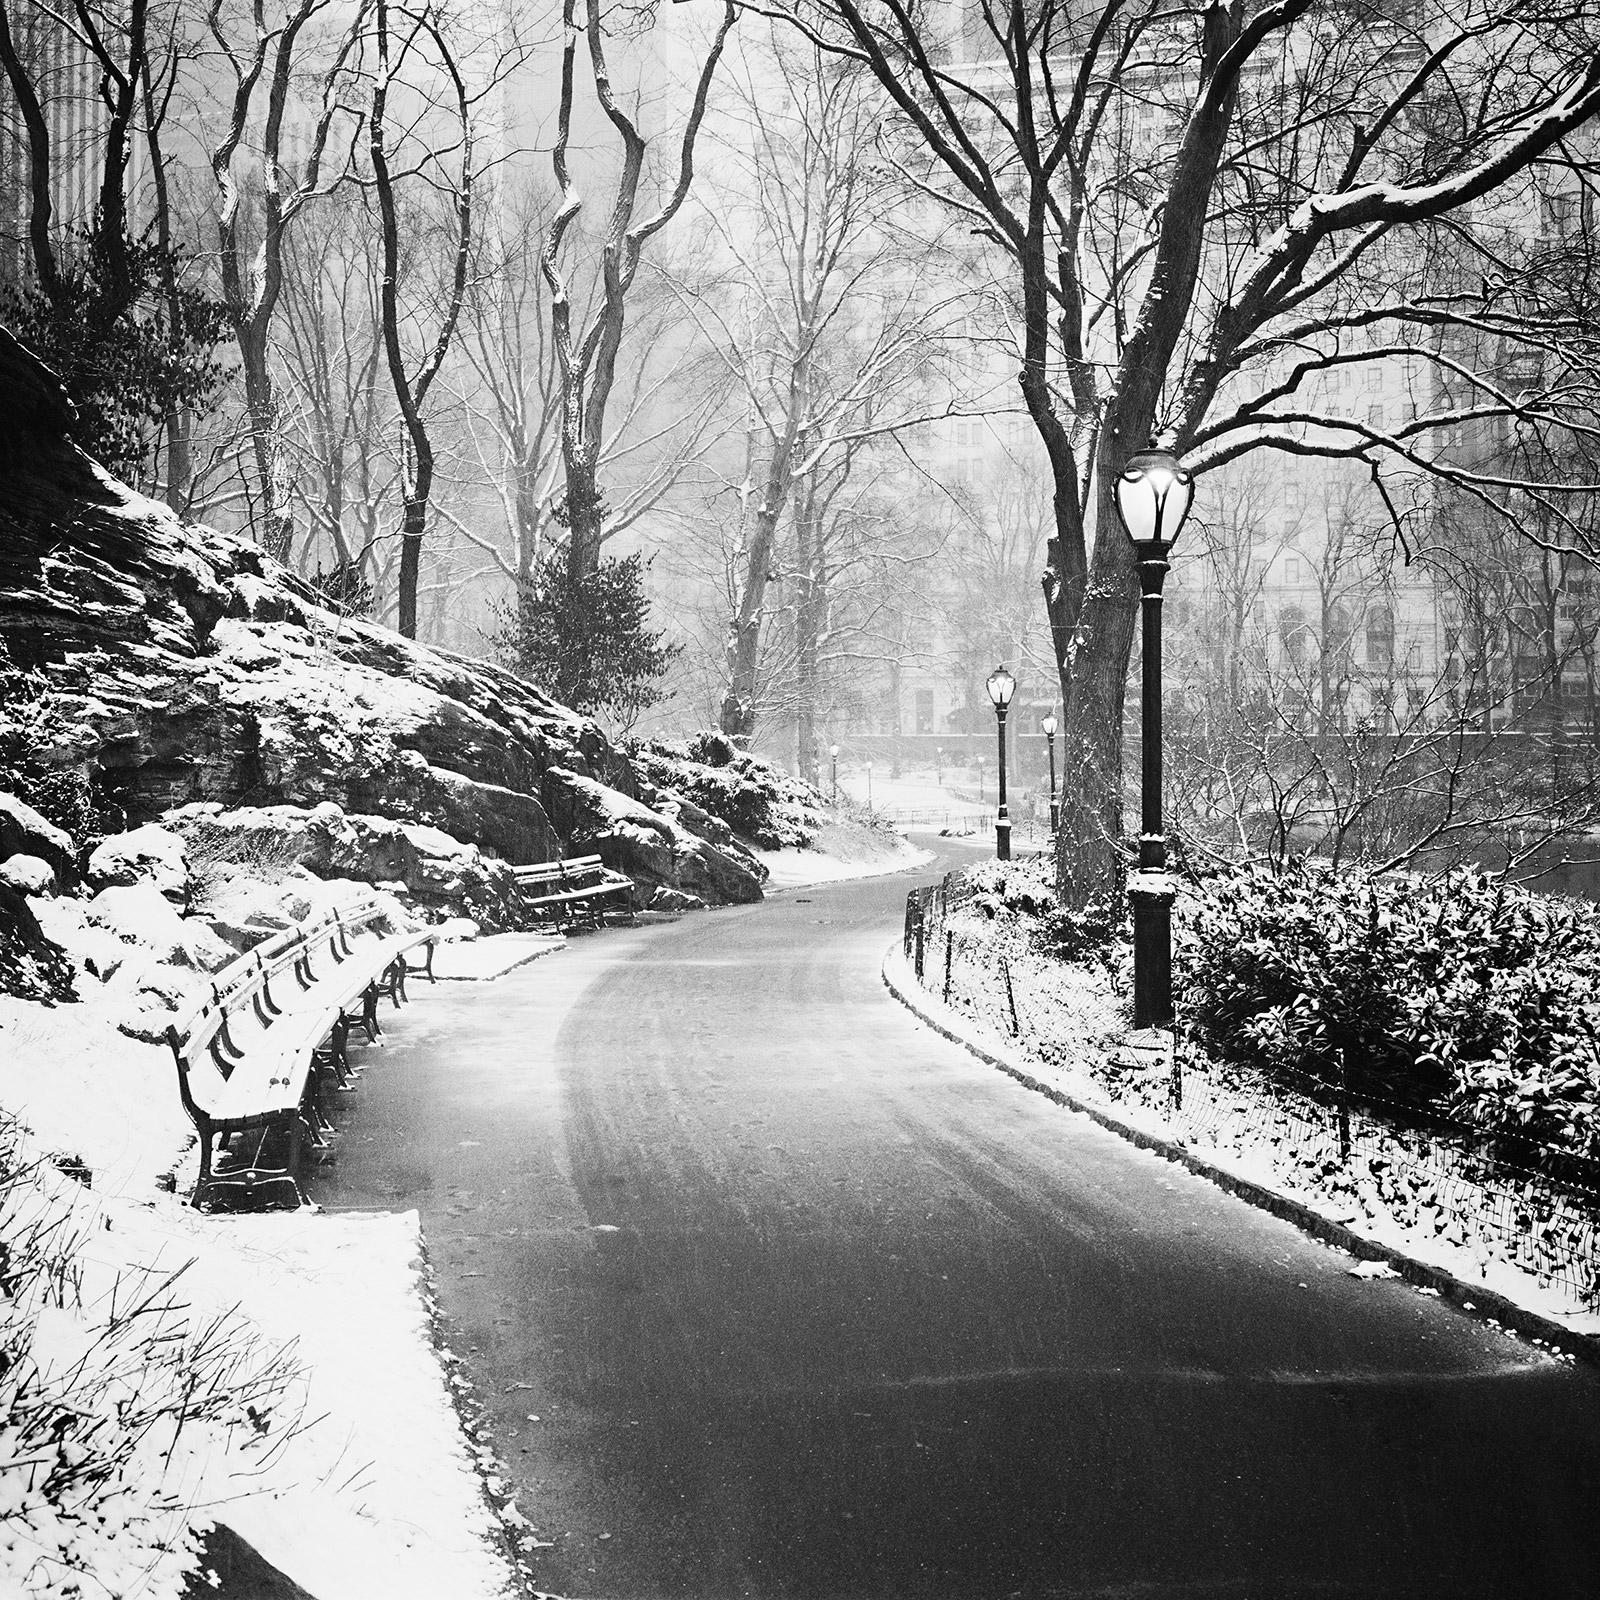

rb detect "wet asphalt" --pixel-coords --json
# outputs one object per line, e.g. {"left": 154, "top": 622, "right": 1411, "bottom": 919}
{"left": 311, "top": 849, "right": 1600, "bottom": 1600}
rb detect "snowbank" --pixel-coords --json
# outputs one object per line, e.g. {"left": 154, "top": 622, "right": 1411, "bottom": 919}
{"left": 0, "top": 870, "right": 513, "bottom": 1598}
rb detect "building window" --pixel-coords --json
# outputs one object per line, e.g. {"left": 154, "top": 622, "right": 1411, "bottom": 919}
{"left": 1367, "top": 402, "right": 1385, "bottom": 428}
{"left": 1366, "top": 605, "right": 1395, "bottom": 670}
{"left": 1283, "top": 555, "right": 1302, "bottom": 584}
{"left": 915, "top": 690, "right": 934, "bottom": 734}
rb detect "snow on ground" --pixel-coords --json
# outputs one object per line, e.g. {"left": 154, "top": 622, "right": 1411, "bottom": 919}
{"left": 883, "top": 940, "right": 1600, "bottom": 1348}
{"left": 760, "top": 816, "right": 933, "bottom": 887}
{"left": 0, "top": 894, "right": 514, "bottom": 1598}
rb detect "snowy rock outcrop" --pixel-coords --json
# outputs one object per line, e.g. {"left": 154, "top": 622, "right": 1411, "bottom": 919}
{"left": 0, "top": 332, "right": 769, "bottom": 911}
{"left": 541, "top": 767, "right": 765, "bottom": 905}
{"left": 168, "top": 800, "right": 527, "bottom": 928}
{"left": 0, "top": 854, "right": 55, "bottom": 896}
{"left": 0, "top": 791, "right": 74, "bottom": 883}
{"left": 85, "top": 822, "right": 189, "bottom": 901}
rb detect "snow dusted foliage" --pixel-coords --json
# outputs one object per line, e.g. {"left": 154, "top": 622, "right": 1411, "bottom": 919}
{"left": 0, "top": 1115, "right": 302, "bottom": 1597}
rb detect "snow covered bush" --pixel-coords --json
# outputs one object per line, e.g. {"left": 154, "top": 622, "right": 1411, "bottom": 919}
{"left": 0, "top": 1114, "right": 303, "bottom": 1596}
{"left": 629, "top": 733, "right": 824, "bottom": 850}
{"left": 1175, "top": 862, "right": 1600, "bottom": 1163}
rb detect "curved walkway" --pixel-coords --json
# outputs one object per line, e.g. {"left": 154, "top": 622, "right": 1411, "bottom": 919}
{"left": 313, "top": 854, "right": 1600, "bottom": 1600}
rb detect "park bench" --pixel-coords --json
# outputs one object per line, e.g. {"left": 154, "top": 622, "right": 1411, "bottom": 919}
{"left": 164, "top": 898, "right": 437, "bottom": 1209}
{"left": 513, "top": 854, "right": 634, "bottom": 931}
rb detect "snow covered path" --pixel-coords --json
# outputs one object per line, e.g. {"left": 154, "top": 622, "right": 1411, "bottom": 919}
{"left": 311, "top": 848, "right": 1600, "bottom": 1600}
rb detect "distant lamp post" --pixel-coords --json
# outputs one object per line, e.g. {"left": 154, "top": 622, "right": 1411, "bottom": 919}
{"left": 866, "top": 759, "right": 873, "bottom": 811}
{"left": 1041, "top": 712, "right": 1059, "bottom": 834}
{"left": 985, "top": 663, "right": 1016, "bottom": 861}
{"left": 1115, "top": 443, "right": 1194, "bottom": 1029}
{"left": 830, "top": 744, "right": 839, "bottom": 803}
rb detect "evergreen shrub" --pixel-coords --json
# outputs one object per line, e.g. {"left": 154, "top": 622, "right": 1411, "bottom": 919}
{"left": 1176, "top": 862, "right": 1600, "bottom": 1163}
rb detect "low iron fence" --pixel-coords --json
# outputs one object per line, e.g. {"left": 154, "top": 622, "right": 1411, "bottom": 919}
{"left": 902, "top": 876, "right": 1600, "bottom": 1310}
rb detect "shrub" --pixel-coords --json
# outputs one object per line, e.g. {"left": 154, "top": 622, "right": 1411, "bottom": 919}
{"left": 1176, "top": 862, "right": 1600, "bottom": 1162}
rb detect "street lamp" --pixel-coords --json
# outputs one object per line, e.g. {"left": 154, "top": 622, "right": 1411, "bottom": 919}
{"left": 1114, "top": 443, "right": 1194, "bottom": 1029}
{"left": 830, "top": 744, "right": 839, "bottom": 803}
{"left": 985, "top": 663, "right": 1016, "bottom": 861}
{"left": 1041, "top": 712, "right": 1058, "bottom": 834}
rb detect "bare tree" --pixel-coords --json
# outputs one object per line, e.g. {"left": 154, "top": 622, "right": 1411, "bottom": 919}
{"left": 541, "top": 0, "right": 737, "bottom": 584}
{"left": 208, "top": 0, "right": 366, "bottom": 561}
{"left": 275, "top": 195, "right": 399, "bottom": 605}
{"left": 667, "top": 34, "right": 968, "bottom": 744}
{"left": 764, "top": 0, "right": 1600, "bottom": 907}
{"left": 366, "top": 0, "right": 475, "bottom": 639}
{"left": 454, "top": 176, "right": 729, "bottom": 599}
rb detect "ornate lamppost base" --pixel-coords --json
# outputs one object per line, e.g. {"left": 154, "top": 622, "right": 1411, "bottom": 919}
{"left": 1127, "top": 869, "right": 1175, "bottom": 1028}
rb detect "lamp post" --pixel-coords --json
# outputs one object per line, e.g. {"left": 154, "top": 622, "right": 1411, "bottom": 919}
{"left": 830, "top": 744, "right": 839, "bottom": 803}
{"left": 1114, "top": 443, "right": 1194, "bottom": 1029}
{"left": 1041, "top": 712, "right": 1058, "bottom": 834}
{"left": 986, "top": 664, "right": 1016, "bottom": 861}
{"left": 866, "top": 759, "right": 873, "bottom": 811}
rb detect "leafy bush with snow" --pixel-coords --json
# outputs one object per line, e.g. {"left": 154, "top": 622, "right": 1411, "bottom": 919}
{"left": 629, "top": 732, "right": 824, "bottom": 850}
{"left": 1175, "top": 862, "right": 1600, "bottom": 1163}
{"left": 0, "top": 1115, "right": 302, "bottom": 1595}
{"left": 950, "top": 856, "right": 1123, "bottom": 962}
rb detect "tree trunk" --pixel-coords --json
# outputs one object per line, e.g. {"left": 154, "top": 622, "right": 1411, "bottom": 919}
{"left": 562, "top": 451, "right": 606, "bottom": 580}
{"left": 719, "top": 498, "right": 783, "bottom": 744}
{"left": 397, "top": 496, "right": 426, "bottom": 639}
{"left": 794, "top": 491, "right": 823, "bottom": 783}
{"left": 238, "top": 326, "right": 293, "bottom": 562}
{"left": 1053, "top": 449, "right": 1139, "bottom": 910}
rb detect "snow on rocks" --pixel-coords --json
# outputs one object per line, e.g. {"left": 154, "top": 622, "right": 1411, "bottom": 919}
{"left": 0, "top": 790, "right": 74, "bottom": 882}
{"left": 86, "top": 882, "right": 233, "bottom": 971}
{"left": 85, "top": 821, "right": 190, "bottom": 900}
{"left": 0, "top": 853, "right": 55, "bottom": 896}
{"left": 169, "top": 798, "right": 524, "bottom": 928}
{"left": 542, "top": 764, "right": 765, "bottom": 905}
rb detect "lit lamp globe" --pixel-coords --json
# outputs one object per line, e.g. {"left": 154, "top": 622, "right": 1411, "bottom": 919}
{"left": 985, "top": 663, "right": 1016, "bottom": 711}
{"left": 1114, "top": 446, "right": 1193, "bottom": 557}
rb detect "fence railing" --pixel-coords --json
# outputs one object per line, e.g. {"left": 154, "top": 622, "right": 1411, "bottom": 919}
{"left": 902, "top": 872, "right": 1600, "bottom": 1309}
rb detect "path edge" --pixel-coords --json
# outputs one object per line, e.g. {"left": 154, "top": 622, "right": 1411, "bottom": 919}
{"left": 881, "top": 943, "right": 1600, "bottom": 1368}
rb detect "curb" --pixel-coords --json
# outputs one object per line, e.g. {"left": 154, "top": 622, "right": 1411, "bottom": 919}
{"left": 881, "top": 945, "right": 1600, "bottom": 1368}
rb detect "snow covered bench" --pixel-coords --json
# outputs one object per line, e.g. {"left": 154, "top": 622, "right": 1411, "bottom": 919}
{"left": 513, "top": 854, "right": 634, "bottom": 931}
{"left": 164, "top": 899, "right": 437, "bottom": 1209}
